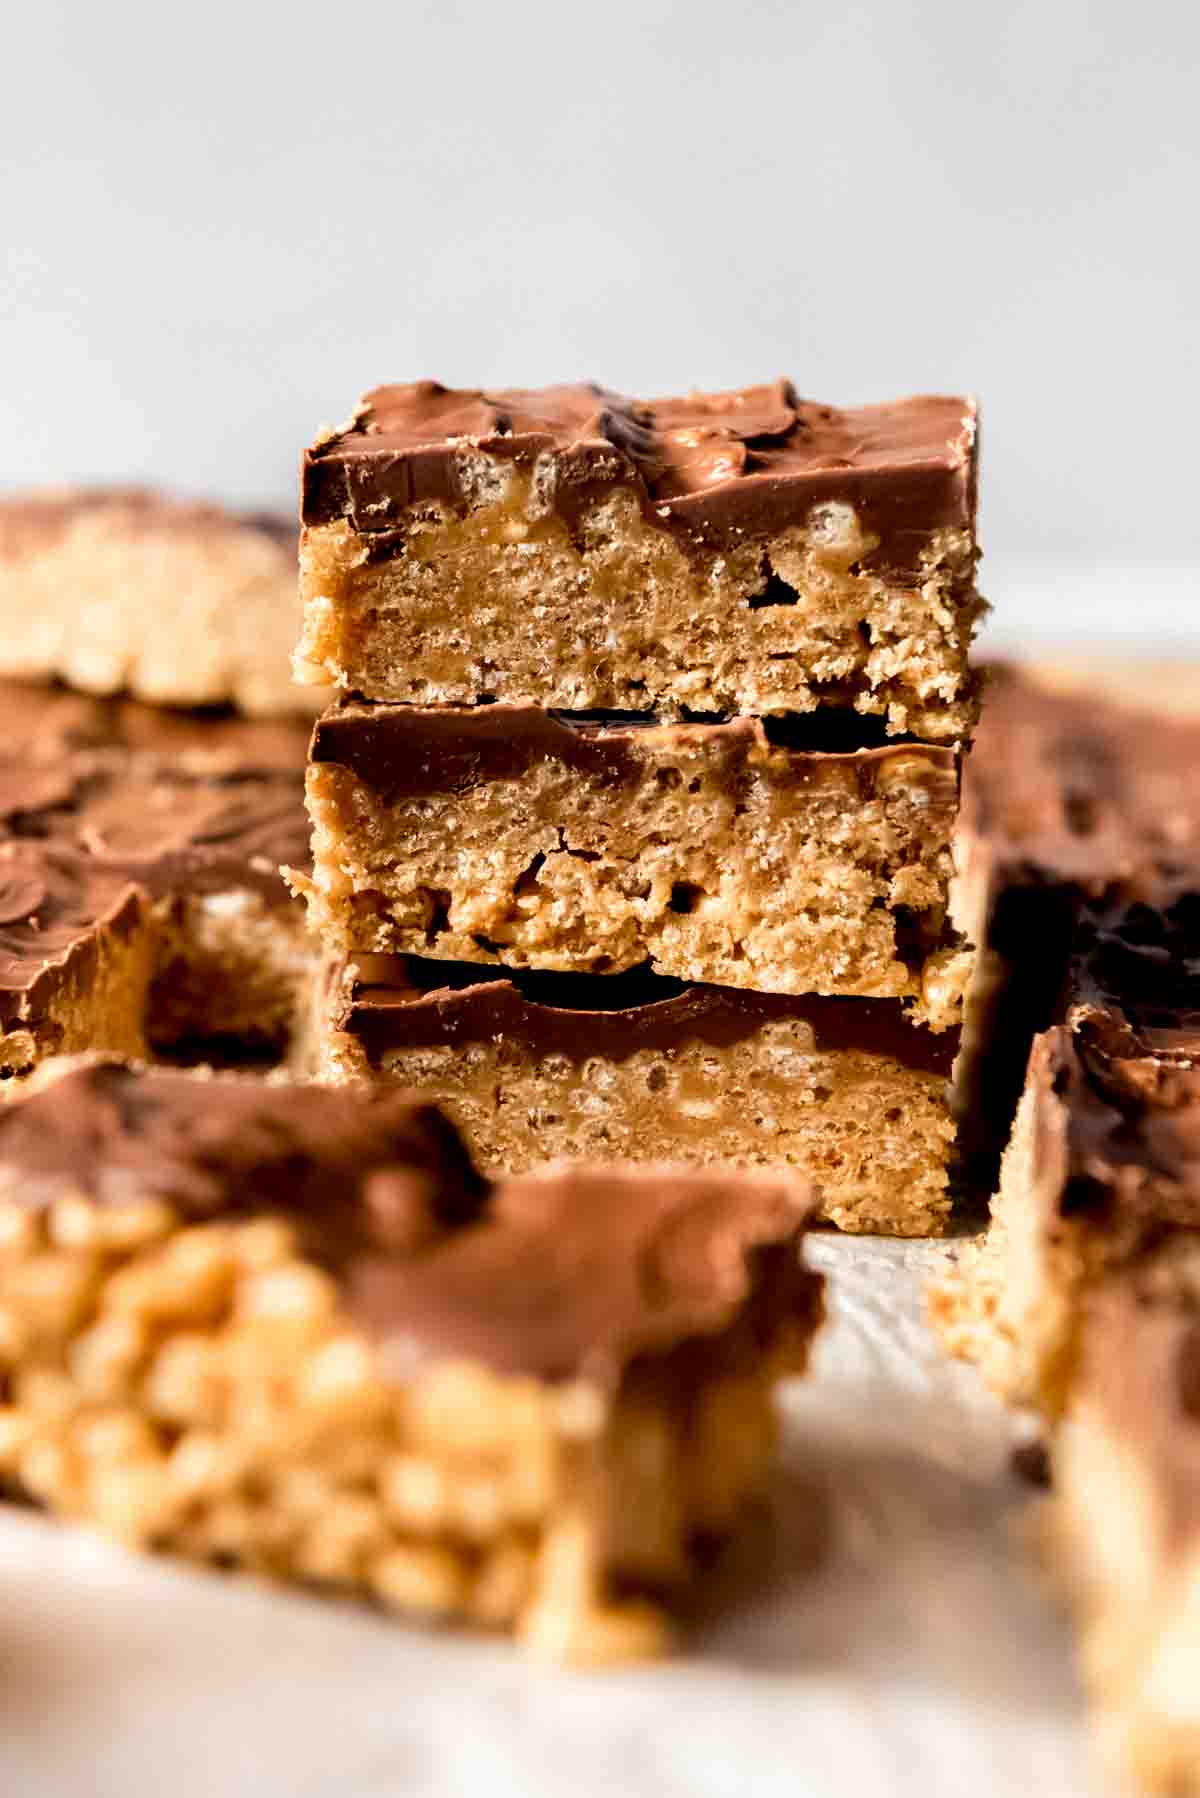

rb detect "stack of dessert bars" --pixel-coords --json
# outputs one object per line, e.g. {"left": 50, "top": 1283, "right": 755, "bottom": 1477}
{"left": 293, "top": 380, "right": 984, "bottom": 1233}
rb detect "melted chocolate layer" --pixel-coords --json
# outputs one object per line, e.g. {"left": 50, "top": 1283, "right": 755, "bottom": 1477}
{"left": 303, "top": 380, "right": 977, "bottom": 571}
{"left": 0, "top": 843, "right": 144, "bottom": 1026}
{"left": 310, "top": 697, "right": 960, "bottom": 800}
{"left": 336, "top": 954, "right": 960, "bottom": 1079}
{"left": 0, "top": 681, "right": 309, "bottom": 1017}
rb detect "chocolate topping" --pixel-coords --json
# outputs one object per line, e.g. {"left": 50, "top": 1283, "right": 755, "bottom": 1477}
{"left": 0, "top": 1058, "right": 485, "bottom": 1239}
{"left": 0, "top": 681, "right": 309, "bottom": 1024}
{"left": 27, "top": 768, "right": 309, "bottom": 901}
{"left": 336, "top": 955, "right": 960, "bottom": 1080}
{"left": 0, "top": 842, "right": 144, "bottom": 1024}
{"left": 351, "top": 1163, "right": 819, "bottom": 1383}
{"left": 303, "top": 380, "right": 977, "bottom": 569}
{"left": 310, "top": 697, "right": 960, "bottom": 801}
{"left": 1067, "top": 884, "right": 1200, "bottom": 1065}
{"left": 0, "top": 680, "right": 310, "bottom": 777}
{"left": 6, "top": 1059, "right": 818, "bottom": 1384}
{"left": 964, "top": 666, "right": 1200, "bottom": 894}
{"left": 0, "top": 682, "right": 308, "bottom": 897}
{"left": 1033, "top": 1027, "right": 1200, "bottom": 1235}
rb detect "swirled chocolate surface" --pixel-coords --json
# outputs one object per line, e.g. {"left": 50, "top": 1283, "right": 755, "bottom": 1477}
{"left": 0, "top": 681, "right": 310, "bottom": 1021}
{"left": 303, "top": 379, "right": 977, "bottom": 570}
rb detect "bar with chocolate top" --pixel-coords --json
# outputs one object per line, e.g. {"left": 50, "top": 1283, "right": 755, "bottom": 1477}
{"left": 0, "top": 1056, "right": 824, "bottom": 1663}
{"left": 312, "top": 953, "right": 962, "bottom": 1236}
{"left": 953, "top": 665, "right": 1200, "bottom": 1184}
{"left": 296, "top": 381, "right": 982, "bottom": 739}
{"left": 935, "top": 874, "right": 1200, "bottom": 1413}
{"left": 0, "top": 682, "right": 313, "bottom": 1075}
{"left": 0, "top": 488, "right": 323, "bottom": 718}
{"left": 297, "top": 698, "right": 969, "bottom": 1025}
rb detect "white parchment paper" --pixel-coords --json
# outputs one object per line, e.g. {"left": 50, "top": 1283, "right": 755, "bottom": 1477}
{"left": 0, "top": 1238, "right": 1109, "bottom": 1798}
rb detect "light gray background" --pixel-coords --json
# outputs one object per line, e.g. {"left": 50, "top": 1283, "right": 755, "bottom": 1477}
{"left": 3, "top": 0, "right": 1198, "bottom": 649}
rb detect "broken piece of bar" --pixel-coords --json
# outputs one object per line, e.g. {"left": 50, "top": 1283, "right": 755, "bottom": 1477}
{"left": 297, "top": 381, "right": 982, "bottom": 738}
{"left": 1049, "top": 1242, "right": 1200, "bottom": 1793}
{"left": 0, "top": 682, "right": 313, "bottom": 1075}
{"left": 313, "top": 954, "right": 960, "bottom": 1236}
{"left": 0, "top": 1056, "right": 823, "bottom": 1662}
{"left": 298, "top": 699, "right": 967, "bottom": 1025}
{"left": 0, "top": 489, "right": 322, "bottom": 717}
{"left": 933, "top": 876, "right": 1200, "bottom": 1413}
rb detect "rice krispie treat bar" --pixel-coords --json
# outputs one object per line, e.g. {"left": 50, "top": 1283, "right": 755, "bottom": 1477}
{"left": 0, "top": 1057, "right": 823, "bottom": 1662}
{"left": 296, "top": 381, "right": 982, "bottom": 738}
{"left": 312, "top": 954, "right": 961, "bottom": 1236}
{"left": 298, "top": 699, "right": 967, "bottom": 1024}
{"left": 0, "top": 683, "right": 313, "bottom": 1074}
{"left": 0, "top": 489, "right": 323, "bottom": 717}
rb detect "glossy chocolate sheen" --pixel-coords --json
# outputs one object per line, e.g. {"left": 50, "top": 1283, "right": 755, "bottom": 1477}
{"left": 0, "top": 842, "right": 145, "bottom": 1027}
{"left": 5, "top": 1059, "right": 819, "bottom": 1384}
{"left": 303, "top": 379, "right": 977, "bottom": 568}
{"left": 335, "top": 955, "right": 960, "bottom": 1080}
{"left": 310, "top": 698, "right": 961, "bottom": 801}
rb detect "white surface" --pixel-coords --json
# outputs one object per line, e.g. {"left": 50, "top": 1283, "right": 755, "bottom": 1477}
{"left": 0, "top": 1239, "right": 1109, "bottom": 1798}
{"left": 980, "top": 556, "right": 1200, "bottom": 660}
{"left": 4, "top": 0, "right": 1200, "bottom": 582}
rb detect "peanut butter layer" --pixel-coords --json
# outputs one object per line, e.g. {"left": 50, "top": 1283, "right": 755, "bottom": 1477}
{"left": 313, "top": 954, "right": 961, "bottom": 1237}
{"left": 0, "top": 682, "right": 314, "bottom": 1073}
{"left": 0, "top": 1056, "right": 823, "bottom": 1661}
{"left": 297, "top": 381, "right": 983, "bottom": 737}
{"left": 300, "top": 700, "right": 968, "bottom": 1026}
{"left": 0, "top": 488, "right": 323, "bottom": 718}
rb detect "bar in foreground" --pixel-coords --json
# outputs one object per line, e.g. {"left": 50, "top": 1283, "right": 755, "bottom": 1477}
{"left": 0, "top": 1058, "right": 823, "bottom": 1662}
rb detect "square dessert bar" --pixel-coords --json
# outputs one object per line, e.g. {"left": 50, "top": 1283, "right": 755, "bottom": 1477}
{"left": 297, "top": 381, "right": 982, "bottom": 738}
{"left": 934, "top": 878, "right": 1200, "bottom": 1416}
{"left": 314, "top": 955, "right": 961, "bottom": 1236}
{"left": 0, "top": 489, "right": 321, "bottom": 718}
{"left": 0, "top": 1057, "right": 823, "bottom": 1662}
{"left": 299, "top": 699, "right": 968, "bottom": 1027}
{"left": 953, "top": 666, "right": 1200, "bottom": 1183}
{"left": 0, "top": 682, "right": 313, "bottom": 1075}
{"left": 1050, "top": 1244, "right": 1200, "bottom": 1794}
